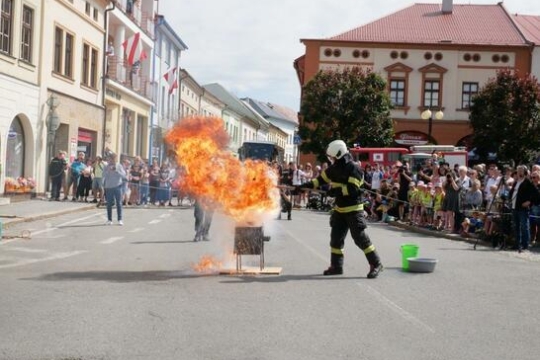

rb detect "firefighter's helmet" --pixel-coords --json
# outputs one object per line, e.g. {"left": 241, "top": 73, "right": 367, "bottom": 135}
{"left": 326, "top": 140, "right": 348, "bottom": 160}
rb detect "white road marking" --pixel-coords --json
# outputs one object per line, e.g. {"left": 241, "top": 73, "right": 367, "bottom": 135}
{"left": 0, "top": 251, "right": 86, "bottom": 269}
{"left": 100, "top": 236, "right": 124, "bottom": 245}
{"left": 359, "top": 283, "right": 435, "bottom": 333}
{"left": 159, "top": 213, "right": 171, "bottom": 218}
{"left": 278, "top": 225, "right": 327, "bottom": 263}
{"left": 128, "top": 227, "right": 145, "bottom": 233}
{"left": 31, "top": 213, "right": 103, "bottom": 236}
{"left": 148, "top": 219, "right": 162, "bottom": 225}
{"left": 3, "top": 247, "right": 47, "bottom": 253}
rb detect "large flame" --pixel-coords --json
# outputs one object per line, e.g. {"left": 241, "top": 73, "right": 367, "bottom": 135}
{"left": 166, "top": 115, "right": 279, "bottom": 223}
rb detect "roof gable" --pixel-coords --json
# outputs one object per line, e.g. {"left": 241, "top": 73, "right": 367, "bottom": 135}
{"left": 327, "top": 3, "right": 526, "bottom": 46}
{"left": 513, "top": 14, "right": 540, "bottom": 44}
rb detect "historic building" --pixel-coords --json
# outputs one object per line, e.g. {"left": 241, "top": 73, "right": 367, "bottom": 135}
{"left": 294, "top": 0, "right": 538, "bottom": 163}
{"left": 103, "top": 0, "right": 156, "bottom": 163}
{"left": 0, "top": 0, "right": 42, "bottom": 198}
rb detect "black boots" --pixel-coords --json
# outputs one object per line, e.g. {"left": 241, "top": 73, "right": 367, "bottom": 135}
{"left": 366, "top": 250, "right": 383, "bottom": 279}
{"left": 367, "top": 263, "right": 383, "bottom": 279}
{"left": 323, "top": 266, "right": 343, "bottom": 275}
{"left": 323, "top": 253, "right": 344, "bottom": 275}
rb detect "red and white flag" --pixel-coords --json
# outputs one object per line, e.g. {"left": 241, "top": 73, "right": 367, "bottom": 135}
{"left": 122, "top": 32, "right": 147, "bottom": 66}
{"left": 163, "top": 67, "right": 178, "bottom": 95}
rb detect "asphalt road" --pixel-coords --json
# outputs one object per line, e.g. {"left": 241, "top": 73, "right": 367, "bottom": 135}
{"left": 1, "top": 205, "right": 539, "bottom": 360}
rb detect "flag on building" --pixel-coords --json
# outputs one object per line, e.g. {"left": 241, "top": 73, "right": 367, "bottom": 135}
{"left": 164, "top": 67, "right": 178, "bottom": 95}
{"left": 122, "top": 32, "right": 147, "bottom": 66}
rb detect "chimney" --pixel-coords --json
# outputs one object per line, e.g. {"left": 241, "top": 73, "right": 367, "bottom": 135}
{"left": 442, "top": 0, "right": 453, "bottom": 14}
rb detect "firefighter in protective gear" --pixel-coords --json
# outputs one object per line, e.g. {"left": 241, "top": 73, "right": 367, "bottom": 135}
{"left": 298, "top": 140, "right": 383, "bottom": 278}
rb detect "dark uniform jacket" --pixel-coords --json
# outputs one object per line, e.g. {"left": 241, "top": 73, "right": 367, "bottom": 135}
{"left": 306, "top": 153, "right": 364, "bottom": 213}
{"left": 508, "top": 177, "right": 540, "bottom": 210}
{"left": 49, "top": 157, "right": 66, "bottom": 178}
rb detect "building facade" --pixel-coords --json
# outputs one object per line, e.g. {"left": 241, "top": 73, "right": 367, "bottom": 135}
{"left": 103, "top": 0, "right": 155, "bottom": 162}
{"left": 295, "top": 0, "right": 536, "bottom": 163}
{"left": 152, "top": 15, "right": 187, "bottom": 162}
{"left": 0, "top": 0, "right": 42, "bottom": 195}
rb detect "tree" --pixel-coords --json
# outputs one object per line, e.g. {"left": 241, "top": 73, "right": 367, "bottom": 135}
{"left": 469, "top": 69, "right": 540, "bottom": 165}
{"left": 298, "top": 67, "right": 394, "bottom": 162}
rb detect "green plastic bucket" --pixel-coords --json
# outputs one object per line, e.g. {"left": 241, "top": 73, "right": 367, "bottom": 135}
{"left": 401, "top": 244, "right": 419, "bottom": 271}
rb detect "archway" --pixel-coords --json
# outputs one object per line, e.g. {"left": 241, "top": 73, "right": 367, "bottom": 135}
{"left": 5, "top": 116, "right": 25, "bottom": 179}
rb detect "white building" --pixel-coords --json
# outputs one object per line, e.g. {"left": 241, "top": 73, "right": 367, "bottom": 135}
{"left": 152, "top": 15, "right": 187, "bottom": 162}
{"left": 0, "top": 0, "right": 42, "bottom": 196}
{"left": 104, "top": 0, "right": 155, "bottom": 161}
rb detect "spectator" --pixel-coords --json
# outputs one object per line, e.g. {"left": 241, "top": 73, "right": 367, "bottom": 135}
{"left": 193, "top": 197, "right": 214, "bottom": 241}
{"left": 484, "top": 165, "right": 501, "bottom": 208}
{"left": 76, "top": 159, "right": 93, "bottom": 202}
{"left": 442, "top": 171, "right": 461, "bottom": 232}
{"left": 433, "top": 184, "right": 445, "bottom": 230}
{"left": 48, "top": 150, "right": 67, "bottom": 201}
{"left": 66, "top": 152, "right": 86, "bottom": 201}
{"left": 371, "top": 163, "right": 384, "bottom": 191}
{"left": 463, "top": 179, "right": 483, "bottom": 211}
{"left": 530, "top": 171, "right": 540, "bottom": 246}
{"left": 508, "top": 165, "right": 540, "bottom": 252}
{"left": 363, "top": 164, "right": 373, "bottom": 190}
{"left": 156, "top": 162, "right": 171, "bottom": 206}
{"left": 103, "top": 153, "right": 127, "bottom": 225}
{"left": 397, "top": 162, "right": 413, "bottom": 221}
{"left": 129, "top": 163, "right": 142, "bottom": 205}
{"left": 92, "top": 155, "right": 105, "bottom": 204}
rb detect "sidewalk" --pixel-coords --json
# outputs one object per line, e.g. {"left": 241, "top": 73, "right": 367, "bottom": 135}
{"left": 0, "top": 197, "right": 96, "bottom": 228}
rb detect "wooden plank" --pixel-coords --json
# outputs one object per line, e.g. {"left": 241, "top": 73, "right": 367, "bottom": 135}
{"left": 219, "top": 267, "right": 282, "bottom": 275}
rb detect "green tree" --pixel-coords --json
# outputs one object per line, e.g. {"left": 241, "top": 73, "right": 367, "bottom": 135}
{"left": 469, "top": 69, "right": 540, "bottom": 165}
{"left": 298, "top": 67, "right": 394, "bottom": 162}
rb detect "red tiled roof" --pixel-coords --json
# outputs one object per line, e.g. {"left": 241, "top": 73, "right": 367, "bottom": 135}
{"left": 513, "top": 14, "right": 540, "bottom": 44}
{"left": 328, "top": 3, "right": 527, "bottom": 46}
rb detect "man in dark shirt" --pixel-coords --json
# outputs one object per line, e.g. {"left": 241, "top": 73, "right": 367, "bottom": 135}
{"left": 48, "top": 150, "right": 67, "bottom": 201}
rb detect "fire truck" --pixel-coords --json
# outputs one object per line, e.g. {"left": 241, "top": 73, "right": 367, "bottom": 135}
{"left": 349, "top": 145, "right": 468, "bottom": 168}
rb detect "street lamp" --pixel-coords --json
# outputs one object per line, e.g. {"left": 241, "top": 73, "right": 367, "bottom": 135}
{"left": 421, "top": 108, "right": 444, "bottom": 143}
{"left": 46, "top": 94, "right": 60, "bottom": 144}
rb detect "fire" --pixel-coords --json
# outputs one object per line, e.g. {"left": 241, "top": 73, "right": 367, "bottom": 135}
{"left": 166, "top": 116, "right": 279, "bottom": 223}
{"left": 192, "top": 255, "right": 223, "bottom": 273}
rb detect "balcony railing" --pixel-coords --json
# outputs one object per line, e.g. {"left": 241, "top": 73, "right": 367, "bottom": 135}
{"left": 106, "top": 56, "right": 154, "bottom": 101}
{"left": 115, "top": 0, "right": 154, "bottom": 39}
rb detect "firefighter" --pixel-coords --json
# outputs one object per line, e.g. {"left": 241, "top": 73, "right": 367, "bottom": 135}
{"left": 297, "top": 140, "right": 383, "bottom": 278}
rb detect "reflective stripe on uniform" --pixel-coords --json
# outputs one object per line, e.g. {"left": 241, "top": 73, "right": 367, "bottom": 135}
{"left": 331, "top": 182, "right": 349, "bottom": 196}
{"left": 312, "top": 179, "right": 320, "bottom": 188}
{"left": 331, "top": 247, "right": 344, "bottom": 255}
{"left": 363, "top": 245, "right": 375, "bottom": 254}
{"left": 348, "top": 177, "right": 363, "bottom": 188}
{"left": 334, "top": 203, "right": 364, "bottom": 213}
{"left": 321, "top": 171, "right": 331, "bottom": 184}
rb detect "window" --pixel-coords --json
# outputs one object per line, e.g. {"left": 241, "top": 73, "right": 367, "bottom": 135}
{"left": 424, "top": 80, "right": 440, "bottom": 108}
{"left": 462, "top": 82, "right": 478, "bottom": 109}
{"left": 20, "top": 6, "right": 33, "bottom": 62}
{"left": 93, "top": 7, "right": 98, "bottom": 21}
{"left": 81, "top": 43, "right": 98, "bottom": 88}
{"left": 1, "top": 0, "right": 13, "bottom": 55}
{"left": 389, "top": 79, "right": 405, "bottom": 107}
{"left": 53, "top": 27, "right": 74, "bottom": 78}
{"left": 81, "top": 44, "right": 89, "bottom": 84}
{"left": 85, "top": 2, "right": 91, "bottom": 15}
{"left": 90, "top": 48, "right": 97, "bottom": 88}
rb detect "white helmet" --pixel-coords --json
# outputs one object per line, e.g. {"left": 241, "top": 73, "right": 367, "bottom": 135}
{"left": 326, "top": 140, "right": 348, "bottom": 159}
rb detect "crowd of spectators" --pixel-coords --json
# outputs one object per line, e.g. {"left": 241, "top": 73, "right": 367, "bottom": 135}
{"left": 276, "top": 154, "right": 540, "bottom": 252}
{"left": 359, "top": 156, "right": 540, "bottom": 251}
{"left": 48, "top": 150, "right": 192, "bottom": 208}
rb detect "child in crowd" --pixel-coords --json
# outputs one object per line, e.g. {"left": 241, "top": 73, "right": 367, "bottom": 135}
{"left": 433, "top": 184, "right": 445, "bottom": 230}
{"left": 410, "top": 181, "right": 424, "bottom": 225}
{"left": 406, "top": 182, "right": 417, "bottom": 223}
